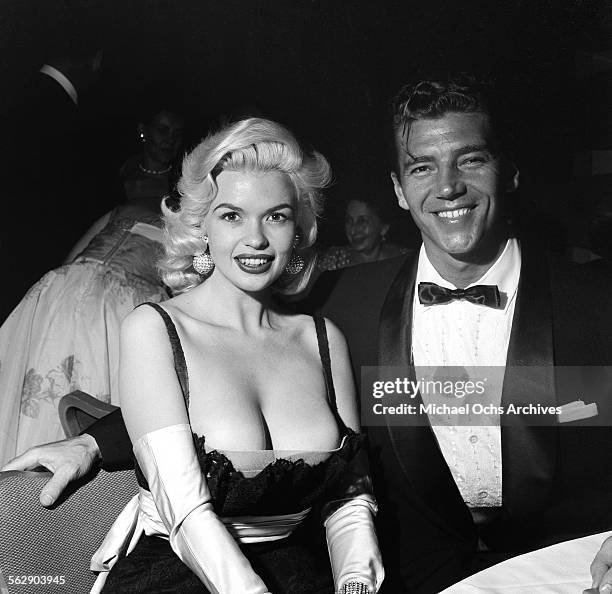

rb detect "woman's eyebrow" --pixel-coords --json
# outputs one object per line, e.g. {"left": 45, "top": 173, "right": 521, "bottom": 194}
{"left": 263, "top": 203, "right": 295, "bottom": 213}
{"left": 212, "top": 202, "right": 243, "bottom": 212}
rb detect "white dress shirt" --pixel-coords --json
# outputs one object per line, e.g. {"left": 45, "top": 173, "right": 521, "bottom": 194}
{"left": 412, "top": 238, "right": 521, "bottom": 507}
{"left": 39, "top": 64, "right": 78, "bottom": 105}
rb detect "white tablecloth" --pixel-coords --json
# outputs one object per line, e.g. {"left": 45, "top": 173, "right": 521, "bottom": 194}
{"left": 440, "top": 531, "right": 612, "bottom": 593}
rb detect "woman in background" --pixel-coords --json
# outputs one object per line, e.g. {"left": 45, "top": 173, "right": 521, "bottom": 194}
{"left": 91, "top": 117, "right": 383, "bottom": 594}
{"left": 318, "top": 196, "right": 408, "bottom": 271}
{"left": 0, "top": 108, "right": 184, "bottom": 465}
{"left": 120, "top": 108, "right": 185, "bottom": 201}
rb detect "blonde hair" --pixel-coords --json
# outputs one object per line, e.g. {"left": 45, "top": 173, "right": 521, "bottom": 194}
{"left": 159, "top": 118, "right": 331, "bottom": 294}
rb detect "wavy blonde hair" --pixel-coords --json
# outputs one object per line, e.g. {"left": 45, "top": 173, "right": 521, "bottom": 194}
{"left": 159, "top": 118, "right": 331, "bottom": 294}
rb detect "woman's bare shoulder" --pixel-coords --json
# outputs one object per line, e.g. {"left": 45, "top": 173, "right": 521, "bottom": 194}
{"left": 274, "top": 313, "right": 348, "bottom": 355}
{"left": 121, "top": 303, "right": 171, "bottom": 344}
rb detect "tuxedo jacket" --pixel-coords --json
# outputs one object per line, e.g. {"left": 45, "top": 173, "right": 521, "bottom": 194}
{"left": 88, "top": 244, "right": 612, "bottom": 592}
{"left": 308, "top": 245, "right": 612, "bottom": 593}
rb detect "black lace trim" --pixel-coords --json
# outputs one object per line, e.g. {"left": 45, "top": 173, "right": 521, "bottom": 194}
{"left": 135, "top": 429, "right": 369, "bottom": 516}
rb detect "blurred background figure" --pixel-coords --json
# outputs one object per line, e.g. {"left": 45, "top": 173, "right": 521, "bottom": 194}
{"left": 0, "top": 106, "right": 184, "bottom": 465}
{"left": 120, "top": 108, "right": 185, "bottom": 201}
{"left": 317, "top": 196, "right": 409, "bottom": 271}
{"left": 1, "top": 42, "right": 108, "bottom": 324}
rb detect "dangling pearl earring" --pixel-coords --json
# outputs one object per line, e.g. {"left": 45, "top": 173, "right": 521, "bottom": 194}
{"left": 193, "top": 235, "right": 214, "bottom": 275}
{"left": 284, "top": 232, "right": 304, "bottom": 275}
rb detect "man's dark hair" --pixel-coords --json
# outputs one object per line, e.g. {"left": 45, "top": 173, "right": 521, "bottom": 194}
{"left": 391, "top": 72, "right": 511, "bottom": 155}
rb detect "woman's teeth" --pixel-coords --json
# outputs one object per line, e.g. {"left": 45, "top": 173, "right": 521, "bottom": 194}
{"left": 237, "top": 257, "right": 269, "bottom": 267}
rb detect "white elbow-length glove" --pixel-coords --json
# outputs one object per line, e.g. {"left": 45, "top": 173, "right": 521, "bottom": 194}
{"left": 323, "top": 493, "right": 384, "bottom": 593}
{"left": 322, "top": 443, "right": 384, "bottom": 594}
{"left": 134, "top": 424, "right": 270, "bottom": 594}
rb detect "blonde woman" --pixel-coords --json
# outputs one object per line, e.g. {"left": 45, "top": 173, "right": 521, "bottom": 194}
{"left": 92, "top": 118, "right": 384, "bottom": 594}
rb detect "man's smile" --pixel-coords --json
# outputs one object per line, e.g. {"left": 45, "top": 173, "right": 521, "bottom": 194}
{"left": 431, "top": 206, "right": 475, "bottom": 222}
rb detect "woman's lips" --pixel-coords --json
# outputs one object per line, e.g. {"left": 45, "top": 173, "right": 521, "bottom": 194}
{"left": 234, "top": 255, "right": 274, "bottom": 274}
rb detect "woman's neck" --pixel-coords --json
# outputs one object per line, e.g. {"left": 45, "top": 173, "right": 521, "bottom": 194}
{"left": 355, "top": 242, "right": 383, "bottom": 264}
{"left": 187, "top": 272, "right": 278, "bottom": 333}
{"left": 140, "top": 152, "right": 171, "bottom": 174}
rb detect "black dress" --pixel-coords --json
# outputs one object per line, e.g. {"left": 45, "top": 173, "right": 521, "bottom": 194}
{"left": 100, "top": 304, "right": 370, "bottom": 594}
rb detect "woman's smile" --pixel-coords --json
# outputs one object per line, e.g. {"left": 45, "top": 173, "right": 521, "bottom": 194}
{"left": 234, "top": 254, "right": 274, "bottom": 274}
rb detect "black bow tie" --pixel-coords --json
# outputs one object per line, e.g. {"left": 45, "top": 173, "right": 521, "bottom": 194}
{"left": 418, "top": 282, "right": 501, "bottom": 308}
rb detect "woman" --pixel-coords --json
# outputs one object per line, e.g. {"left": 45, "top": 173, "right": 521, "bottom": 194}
{"left": 0, "top": 199, "right": 168, "bottom": 462}
{"left": 120, "top": 108, "right": 185, "bottom": 201}
{"left": 91, "top": 118, "right": 384, "bottom": 593}
{"left": 318, "top": 197, "right": 408, "bottom": 271}
{"left": 0, "top": 198, "right": 170, "bottom": 465}
{"left": 0, "top": 107, "right": 185, "bottom": 464}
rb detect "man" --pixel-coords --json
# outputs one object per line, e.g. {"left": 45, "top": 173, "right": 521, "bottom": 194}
{"left": 1, "top": 46, "right": 105, "bottom": 322}
{"left": 4, "top": 74, "right": 612, "bottom": 592}
{"left": 311, "top": 74, "right": 612, "bottom": 592}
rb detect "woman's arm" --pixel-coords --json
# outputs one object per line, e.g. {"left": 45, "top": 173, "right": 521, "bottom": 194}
{"left": 119, "top": 306, "right": 270, "bottom": 593}
{"left": 323, "top": 318, "right": 385, "bottom": 594}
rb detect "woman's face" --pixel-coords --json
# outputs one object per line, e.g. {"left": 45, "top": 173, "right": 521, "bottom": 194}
{"left": 205, "top": 170, "right": 297, "bottom": 293}
{"left": 344, "top": 200, "right": 389, "bottom": 254}
{"left": 141, "top": 111, "right": 184, "bottom": 165}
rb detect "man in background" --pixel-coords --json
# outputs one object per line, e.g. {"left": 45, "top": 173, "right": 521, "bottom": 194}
{"left": 1, "top": 44, "right": 105, "bottom": 322}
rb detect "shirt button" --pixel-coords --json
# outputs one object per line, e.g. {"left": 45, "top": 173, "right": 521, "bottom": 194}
{"left": 478, "top": 490, "right": 488, "bottom": 500}
{"left": 469, "top": 435, "right": 479, "bottom": 444}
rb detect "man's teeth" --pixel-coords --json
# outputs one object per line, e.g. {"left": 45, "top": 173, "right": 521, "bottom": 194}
{"left": 437, "top": 208, "right": 471, "bottom": 219}
{"left": 238, "top": 258, "right": 269, "bottom": 267}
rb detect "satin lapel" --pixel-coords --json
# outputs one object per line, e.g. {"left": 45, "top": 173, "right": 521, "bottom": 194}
{"left": 378, "top": 253, "right": 474, "bottom": 538}
{"left": 502, "top": 246, "right": 557, "bottom": 518}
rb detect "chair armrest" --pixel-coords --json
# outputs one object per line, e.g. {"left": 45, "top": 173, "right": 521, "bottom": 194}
{"left": 58, "top": 390, "right": 119, "bottom": 438}
{"left": 0, "top": 469, "right": 136, "bottom": 593}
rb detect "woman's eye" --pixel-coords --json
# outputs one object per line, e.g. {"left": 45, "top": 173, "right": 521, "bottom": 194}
{"left": 221, "top": 212, "right": 240, "bottom": 222}
{"left": 268, "top": 212, "right": 288, "bottom": 222}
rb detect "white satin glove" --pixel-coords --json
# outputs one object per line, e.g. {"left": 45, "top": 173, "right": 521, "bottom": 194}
{"left": 323, "top": 493, "right": 384, "bottom": 593}
{"left": 134, "top": 424, "right": 270, "bottom": 594}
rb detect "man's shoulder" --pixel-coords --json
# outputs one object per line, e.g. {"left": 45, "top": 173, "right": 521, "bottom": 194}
{"left": 545, "top": 254, "right": 612, "bottom": 301}
{"left": 304, "top": 251, "right": 417, "bottom": 317}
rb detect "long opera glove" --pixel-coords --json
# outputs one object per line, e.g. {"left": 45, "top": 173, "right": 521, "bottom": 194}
{"left": 134, "top": 424, "right": 270, "bottom": 594}
{"left": 323, "top": 493, "right": 384, "bottom": 593}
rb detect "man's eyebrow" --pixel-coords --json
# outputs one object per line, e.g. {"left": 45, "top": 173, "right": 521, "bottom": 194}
{"left": 403, "top": 144, "right": 492, "bottom": 164}
{"left": 455, "top": 144, "right": 491, "bottom": 155}
{"left": 403, "top": 153, "right": 433, "bottom": 165}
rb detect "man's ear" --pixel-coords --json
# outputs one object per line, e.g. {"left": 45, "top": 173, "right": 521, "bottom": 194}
{"left": 137, "top": 123, "right": 146, "bottom": 142}
{"left": 506, "top": 162, "right": 519, "bottom": 193}
{"left": 390, "top": 171, "right": 409, "bottom": 211}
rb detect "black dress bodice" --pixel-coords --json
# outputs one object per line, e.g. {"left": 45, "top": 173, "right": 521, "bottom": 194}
{"left": 134, "top": 303, "right": 368, "bottom": 517}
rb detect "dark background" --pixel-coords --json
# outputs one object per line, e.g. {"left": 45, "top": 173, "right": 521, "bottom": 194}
{"left": 1, "top": 0, "right": 611, "bottom": 316}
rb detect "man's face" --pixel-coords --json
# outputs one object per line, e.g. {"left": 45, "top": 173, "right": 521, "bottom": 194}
{"left": 391, "top": 112, "right": 517, "bottom": 265}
